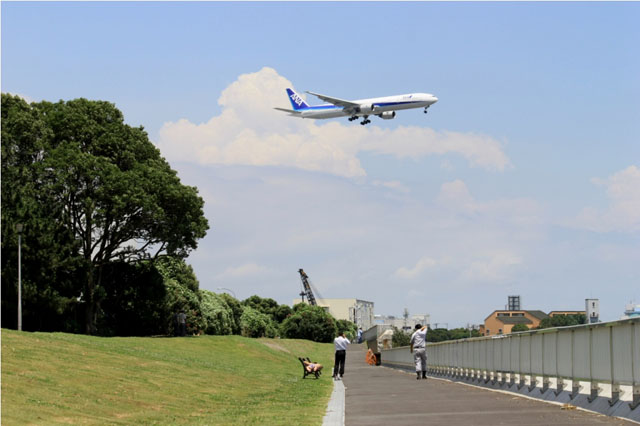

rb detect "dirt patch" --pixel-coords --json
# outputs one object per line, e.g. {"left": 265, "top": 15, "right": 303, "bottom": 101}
{"left": 260, "top": 341, "right": 291, "bottom": 354}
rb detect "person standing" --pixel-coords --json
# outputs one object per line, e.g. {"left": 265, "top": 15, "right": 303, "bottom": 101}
{"left": 357, "top": 327, "right": 363, "bottom": 344}
{"left": 333, "top": 331, "right": 350, "bottom": 380}
{"left": 177, "top": 310, "right": 187, "bottom": 337}
{"left": 410, "top": 324, "right": 428, "bottom": 380}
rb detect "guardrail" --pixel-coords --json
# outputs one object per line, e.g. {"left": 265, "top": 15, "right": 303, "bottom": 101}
{"left": 381, "top": 317, "right": 640, "bottom": 410}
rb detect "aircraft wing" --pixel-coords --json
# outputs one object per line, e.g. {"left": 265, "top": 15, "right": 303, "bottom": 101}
{"left": 306, "top": 91, "right": 360, "bottom": 109}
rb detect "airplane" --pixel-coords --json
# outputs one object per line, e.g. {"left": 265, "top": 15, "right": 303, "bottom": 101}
{"left": 275, "top": 88, "right": 438, "bottom": 125}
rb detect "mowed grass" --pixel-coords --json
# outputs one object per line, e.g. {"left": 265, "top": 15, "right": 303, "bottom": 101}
{"left": 1, "top": 329, "right": 334, "bottom": 425}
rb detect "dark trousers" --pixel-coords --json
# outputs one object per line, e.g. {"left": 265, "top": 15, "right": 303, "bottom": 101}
{"left": 333, "top": 350, "right": 346, "bottom": 377}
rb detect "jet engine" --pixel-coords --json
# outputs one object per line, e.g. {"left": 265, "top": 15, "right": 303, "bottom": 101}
{"left": 378, "top": 111, "right": 396, "bottom": 120}
{"left": 358, "top": 104, "right": 375, "bottom": 114}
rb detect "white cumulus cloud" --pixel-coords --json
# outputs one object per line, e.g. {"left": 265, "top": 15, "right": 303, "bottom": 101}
{"left": 576, "top": 165, "right": 640, "bottom": 232}
{"left": 395, "top": 257, "right": 440, "bottom": 279}
{"left": 157, "top": 67, "right": 511, "bottom": 178}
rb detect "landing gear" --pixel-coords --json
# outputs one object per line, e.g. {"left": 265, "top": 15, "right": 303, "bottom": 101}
{"left": 424, "top": 107, "right": 429, "bottom": 114}
{"left": 360, "top": 115, "right": 371, "bottom": 125}
{"left": 348, "top": 116, "right": 358, "bottom": 121}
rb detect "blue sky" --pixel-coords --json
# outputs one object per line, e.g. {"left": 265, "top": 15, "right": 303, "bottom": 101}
{"left": 3, "top": 2, "right": 639, "bottom": 327}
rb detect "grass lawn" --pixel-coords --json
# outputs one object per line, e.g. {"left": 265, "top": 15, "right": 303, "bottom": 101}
{"left": 1, "top": 329, "right": 334, "bottom": 425}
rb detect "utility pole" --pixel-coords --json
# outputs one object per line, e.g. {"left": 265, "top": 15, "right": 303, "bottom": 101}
{"left": 16, "top": 224, "right": 23, "bottom": 331}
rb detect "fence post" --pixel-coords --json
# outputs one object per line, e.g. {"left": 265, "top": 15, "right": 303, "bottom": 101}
{"left": 570, "top": 329, "right": 580, "bottom": 400}
{"left": 528, "top": 334, "right": 537, "bottom": 392}
{"left": 540, "top": 333, "right": 549, "bottom": 394}
{"left": 555, "top": 331, "right": 565, "bottom": 396}
{"left": 588, "top": 326, "right": 600, "bottom": 403}
{"left": 518, "top": 334, "right": 526, "bottom": 390}
{"left": 631, "top": 321, "right": 640, "bottom": 410}
{"left": 608, "top": 325, "right": 620, "bottom": 406}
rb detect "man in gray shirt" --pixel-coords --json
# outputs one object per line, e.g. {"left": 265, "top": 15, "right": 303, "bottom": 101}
{"left": 410, "top": 324, "right": 428, "bottom": 380}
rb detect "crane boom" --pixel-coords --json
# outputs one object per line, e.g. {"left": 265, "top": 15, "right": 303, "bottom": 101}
{"left": 298, "top": 268, "right": 317, "bottom": 306}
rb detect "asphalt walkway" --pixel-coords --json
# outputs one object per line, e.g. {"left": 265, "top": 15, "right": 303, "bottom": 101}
{"left": 340, "top": 344, "right": 634, "bottom": 426}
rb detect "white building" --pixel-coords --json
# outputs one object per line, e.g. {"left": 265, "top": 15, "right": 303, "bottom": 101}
{"left": 622, "top": 303, "right": 640, "bottom": 319}
{"left": 586, "top": 298, "right": 600, "bottom": 323}
{"left": 292, "top": 298, "right": 375, "bottom": 330}
{"left": 374, "top": 313, "right": 431, "bottom": 332}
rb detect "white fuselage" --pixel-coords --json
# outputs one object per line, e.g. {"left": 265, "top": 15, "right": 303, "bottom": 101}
{"left": 299, "top": 93, "right": 438, "bottom": 119}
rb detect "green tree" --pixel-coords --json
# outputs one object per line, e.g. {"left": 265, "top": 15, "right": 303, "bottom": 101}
{"left": 537, "top": 314, "right": 585, "bottom": 330}
{"left": 280, "top": 304, "right": 337, "bottom": 343}
{"left": 2, "top": 94, "right": 86, "bottom": 331}
{"left": 426, "top": 328, "right": 450, "bottom": 343}
{"left": 391, "top": 326, "right": 411, "bottom": 348}
{"left": 156, "top": 257, "right": 205, "bottom": 336}
{"left": 1, "top": 95, "right": 209, "bottom": 334}
{"left": 242, "top": 295, "right": 278, "bottom": 319}
{"left": 510, "top": 324, "right": 529, "bottom": 333}
{"left": 273, "top": 304, "right": 293, "bottom": 323}
{"left": 219, "top": 293, "right": 243, "bottom": 334}
{"left": 336, "top": 319, "right": 357, "bottom": 341}
{"left": 240, "top": 306, "right": 277, "bottom": 338}
{"left": 98, "top": 261, "right": 167, "bottom": 336}
{"left": 200, "top": 290, "right": 234, "bottom": 335}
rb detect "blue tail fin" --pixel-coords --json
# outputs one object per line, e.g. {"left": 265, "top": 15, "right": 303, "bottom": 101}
{"left": 286, "top": 88, "right": 310, "bottom": 110}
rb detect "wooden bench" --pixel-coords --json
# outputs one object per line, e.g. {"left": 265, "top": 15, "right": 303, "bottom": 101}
{"left": 298, "top": 357, "right": 322, "bottom": 379}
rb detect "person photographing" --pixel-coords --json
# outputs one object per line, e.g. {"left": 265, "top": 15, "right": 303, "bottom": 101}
{"left": 333, "top": 331, "right": 350, "bottom": 380}
{"left": 410, "top": 324, "right": 428, "bottom": 380}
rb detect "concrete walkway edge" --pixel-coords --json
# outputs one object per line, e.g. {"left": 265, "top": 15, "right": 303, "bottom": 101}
{"left": 322, "top": 379, "right": 345, "bottom": 426}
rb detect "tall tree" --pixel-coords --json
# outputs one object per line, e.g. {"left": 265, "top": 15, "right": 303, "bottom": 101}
{"left": 1, "top": 95, "right": 209, "bottom": 333}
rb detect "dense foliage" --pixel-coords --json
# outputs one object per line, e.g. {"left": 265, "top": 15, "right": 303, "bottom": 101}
{"left": 281, "top": 304, "right": 337, "bottom": 343}
{"left": 242, "top": 295, "right": 292, "bottom": 323}
{"left": 510, "top": 324, "right": 530, "bottom": 333}
{"left": 537, "top": 314, "right": 586, "bottom": 329}
{"left": 1, "top": 94, "right": 209, "bottom": 334}
{"left": 336, "top": 319, "right": 357, "bottom": 341}
{"left": 426, "top": 327, "right": 481, "bottom": 343}
{"left": 391, "top": 327, "right": 411, "bottom": 348}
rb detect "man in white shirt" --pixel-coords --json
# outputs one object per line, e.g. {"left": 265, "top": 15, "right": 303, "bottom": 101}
{"left": 333, "top": 331, "right": 350, "bottom": 380}
{"left": 410, "top": 324, "right": 428, "bottom": 380}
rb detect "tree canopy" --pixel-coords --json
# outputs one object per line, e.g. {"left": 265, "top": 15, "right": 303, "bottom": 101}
{"left": 537, "top": 314, "right": 585, "bottom": 330}
{"left": 281, "top": 304, "right": 337, "bottom": 343}
{"left": 1, "top": 94, "right": 209, "bottom": 333}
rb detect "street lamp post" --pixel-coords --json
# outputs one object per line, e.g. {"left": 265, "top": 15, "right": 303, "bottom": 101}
{"left": 216, "top": 287, "right": 236, "bottom": 298}
{"left": 16, "top": 224, "right": 23, "bottom": 331}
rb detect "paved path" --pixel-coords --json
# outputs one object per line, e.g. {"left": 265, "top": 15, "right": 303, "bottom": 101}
{"left": 341, "top": 344, "right": 634, "bottom": 426}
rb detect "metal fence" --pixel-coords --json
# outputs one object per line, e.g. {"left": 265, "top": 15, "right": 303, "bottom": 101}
{"left": 381, "top": 317, "right": 639, "bottom": 409}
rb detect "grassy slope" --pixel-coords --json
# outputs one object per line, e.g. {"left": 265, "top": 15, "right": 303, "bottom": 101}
{"left": 1, "top": 330, "right": 334, "bottom": 425}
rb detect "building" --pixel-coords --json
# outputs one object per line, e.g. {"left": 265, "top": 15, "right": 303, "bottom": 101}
{"left": 479, "top": 296, "right": 588, "bottom": 336}
{"left": 292, "top": 298, "right": 375, "bottom": 330}
{"left": 586, "top": 298, "right": 600, "bottom": 323}
{"left": 622, "top": 303, "right": 640, "bottom": 319}
{"left": 480, "top": 310, "right": 549, "bottom": 336}
{"left": 374, "top": 313, "right": 431, "bottom": 332}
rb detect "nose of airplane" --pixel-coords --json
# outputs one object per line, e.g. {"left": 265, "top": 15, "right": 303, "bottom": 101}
{"left": 432, "top": 96, "right": 438, "bottom": 103}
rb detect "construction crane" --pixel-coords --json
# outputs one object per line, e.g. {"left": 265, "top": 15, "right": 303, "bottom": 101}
{"left": 298, "top": 268, "right": 317, "bottom": 306}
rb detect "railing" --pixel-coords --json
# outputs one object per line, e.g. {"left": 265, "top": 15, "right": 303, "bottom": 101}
{"left": 381, "top": 317, "right": 640, "bottom": 409}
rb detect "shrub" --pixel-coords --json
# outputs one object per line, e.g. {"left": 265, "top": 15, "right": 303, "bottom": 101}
{"left": 219, "top": 293, "right": 243, "bottom": 334}
{"left": 240, "top": 306, "right": 277, "bottom": 338}
{"left": 280, "top": 304, "right": 337, "bottom": 343}
{"left": 511, "top": 324, "right": 529, "bottom": 333}
{"left": 391, "top": 327, "right": 411, "bottom": 347}
{"left": 200, "top": 290, "right": 234, "bottom": 335}
{"left": 336, "top": 319, "right": 357, "bottom": 341}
